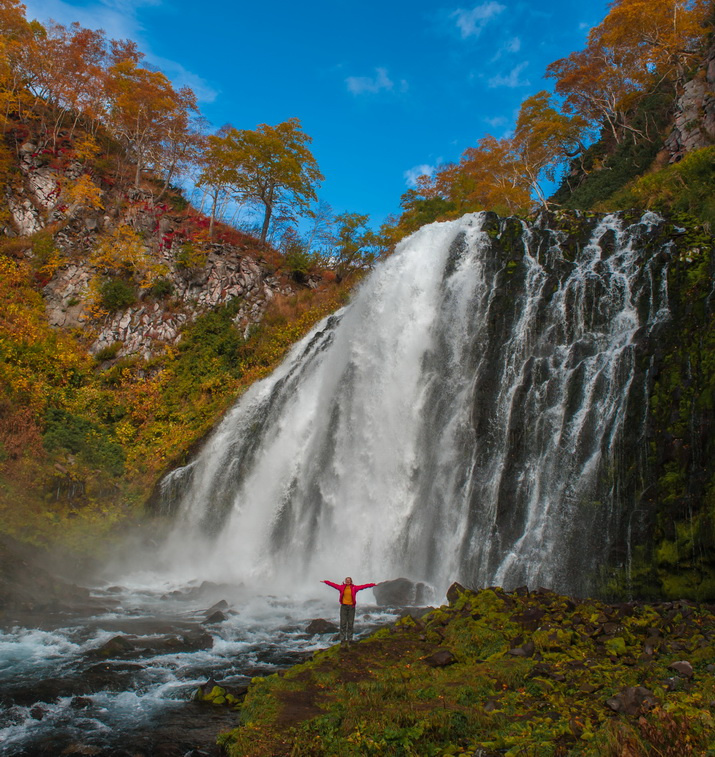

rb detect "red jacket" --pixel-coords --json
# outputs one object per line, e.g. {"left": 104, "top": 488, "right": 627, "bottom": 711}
{"left": 322, "top": 580, "right": 376, "bottom": 605}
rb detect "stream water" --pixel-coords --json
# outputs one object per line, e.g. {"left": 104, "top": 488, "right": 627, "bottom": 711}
{"left": 0, "top": 579, "right": 396, "bottom": 756}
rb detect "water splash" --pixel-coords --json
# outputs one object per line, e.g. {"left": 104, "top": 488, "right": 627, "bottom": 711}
{"left": 156, "top": 211, "right": 671, "bottom": 596}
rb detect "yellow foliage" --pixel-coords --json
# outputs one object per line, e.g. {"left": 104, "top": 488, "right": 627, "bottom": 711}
{"left": 64, "top": 173, "right": 104, "bottom": 211}
{"left": 72, "top": 134, "right": 101, "bottom": 163}
{"left": 85, "top": 224, "right": 168, "bottom": 315}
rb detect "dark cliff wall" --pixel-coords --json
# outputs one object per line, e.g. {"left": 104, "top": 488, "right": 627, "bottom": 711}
{"left": 602, "top": 220, "right": 714, "bottom": 600}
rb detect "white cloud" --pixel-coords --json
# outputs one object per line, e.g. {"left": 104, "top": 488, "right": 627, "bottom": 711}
{"left": 404, "top": 163, "right": 437, "bottom": 188}
{"left": 488, "top": 61, "right": 530, "bottom": 88}
{"left": 506, "top": 36, "right": 521, "bottom": 53}
{"left": 22, "top": 0, "right": 218, "bottom": 103}
{"left": 346, "top": 67, "right": 397, "bottom": 96}
{"left": 490, "top": 35, "right": 521, "bottom": 62}
{"left": 451, "top": 2, "right": 506, "bottom": 39}
{"left": 484, "top": 115, "right": 506, "bottom": 128}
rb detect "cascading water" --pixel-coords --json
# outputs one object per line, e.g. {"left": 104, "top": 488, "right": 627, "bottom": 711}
{"left": 157, "top": 210, "right": 672, "bottom": 598}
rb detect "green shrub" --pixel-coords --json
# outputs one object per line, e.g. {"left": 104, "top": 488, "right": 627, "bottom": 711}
{"left": 31, "top": 231, "right": 56, "bottom": 267}
{"left": 552, "top": 88, "right": 674, "bottom": 210}
{"left": 149, "top": 277, "right": 173, "bottom": 299}
{"left": 283, "top": 245, "right": 316, "bottom": 281}
{"left": 174, "top": 299, "right": 243, "bottom": 380}
{"left": 605, "top": 146, "right": 715, "bottom": 227}
{"left": 166, "top": 189, "right": 189, "bottom": 212}
{"left": 175, "top": 243, "right": 206, "bottom": 270}
{"left": 94, "top": 342, "right": 123, "bottom": 362}
{"left": 99, "top": 278, "right": 136, "bottom": 311}
{"left": 43, "top": 408, "right": 125, "bottom": 475}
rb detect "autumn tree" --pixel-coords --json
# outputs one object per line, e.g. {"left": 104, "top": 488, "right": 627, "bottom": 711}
{"left": 512, "top": 91, "right": 586, "bottom": 207}
{"left": 41, "top": 22, "right": 109, "bottom": 137}
{"left": 196, "top": 126, "right": 236, "bottom": 238}
{"left": 330, "top": 212, "right": 380, "bottom": 282}
{"left": 439, "top": 136, "right": 532, "bottom": 215}
{"left": 105, "top": 58, "right": 198, "bottom": 187}
{"left": 0, "top": 1, "right": 46, "bottom": 126}
{"left": 220, "top": 118, "right": 323, "bottom": 243}
{"left": 547, "top": 0, "right": 710, "bottom": 142}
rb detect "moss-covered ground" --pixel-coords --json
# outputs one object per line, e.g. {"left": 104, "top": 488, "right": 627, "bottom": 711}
{"left": 216, "top": 585, "right": 715, "bottom": 756}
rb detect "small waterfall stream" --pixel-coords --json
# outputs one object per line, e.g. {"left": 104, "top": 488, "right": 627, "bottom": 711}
{"left": 157, "top": 211, "right": 672, "bottom": 597}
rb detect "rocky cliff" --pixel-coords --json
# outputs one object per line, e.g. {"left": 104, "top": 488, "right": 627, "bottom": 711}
{"left": 7, "top": 138, "right": 297, "bottom": 361}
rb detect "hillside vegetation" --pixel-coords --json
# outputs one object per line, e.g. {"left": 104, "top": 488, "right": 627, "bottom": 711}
{"left": 0, "top": 2, "right": 367, "bottom": 548}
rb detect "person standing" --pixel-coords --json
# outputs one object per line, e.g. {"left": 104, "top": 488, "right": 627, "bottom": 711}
{"left": 322, "top": 577, "right": 376, "bottom": 645}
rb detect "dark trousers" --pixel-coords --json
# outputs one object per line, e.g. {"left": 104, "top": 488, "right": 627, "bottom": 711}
{"left": 340, "top": 604, "right": 355, "bottom": 642}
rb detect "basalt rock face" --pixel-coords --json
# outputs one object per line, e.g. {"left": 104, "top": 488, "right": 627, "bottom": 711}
{"left": 665, "top": 38, "right": 715, "bottom": 161}
{"left": 44, "top": 239, "right": 292, "bottom": 360}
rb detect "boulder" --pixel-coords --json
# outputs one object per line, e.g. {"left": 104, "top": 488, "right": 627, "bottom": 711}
{"left": 446, "top": 582, "right": 468, "bottom": 606}
{"left": 306, "top": 618, "right": 338, "bottom": 634}
{"left": 132, "top": 631, "right": 214, "bottom": 653}
{"left": 373, "top": 578, "right": 433, "bottom": 607}
{"left": 92, "top": 636, "right": 134, "bottom": 658}
{"left": 423, "top": 649, "right": 457, "bottom": 667}
{"left": 508, "top": 639, "right": 535, "bottom": 657}
{"left": 203, "top": 610, "right": 227, "bottom": 624}
{"left": 194, "top": 678, "right": 248, "bottom": 707}
{"left": 605, "top": 686, "right": 658, "bottom": 717}
{"left": 668, "top": 660, "right": 694, "bottom": 679}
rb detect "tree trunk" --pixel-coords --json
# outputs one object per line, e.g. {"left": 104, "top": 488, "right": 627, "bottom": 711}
{"left": 209, "top": 188, "right": 218, "bottom": 240}
{"left": 260, "top": 184, "right": 275, "bottom": 243}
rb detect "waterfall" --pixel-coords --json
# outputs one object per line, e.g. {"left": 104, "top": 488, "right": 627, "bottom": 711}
{"left": 156, "top": 211, "right": 672, "bottom": 597}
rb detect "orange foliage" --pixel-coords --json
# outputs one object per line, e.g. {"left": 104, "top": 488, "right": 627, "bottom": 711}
{"left": 547, "top": 0, "right": 710, "bottom": 141}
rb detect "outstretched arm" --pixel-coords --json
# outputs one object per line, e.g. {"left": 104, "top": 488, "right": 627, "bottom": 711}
{"left": 353, "top": 582, "right": 377, "bottom": 592}
{"left": 322, "top": 580, "right": 341, "bottom": 590}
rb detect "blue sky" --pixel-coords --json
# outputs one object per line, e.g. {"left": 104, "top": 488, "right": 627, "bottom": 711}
{"left": 23, "top": 0, "right": 608, "bottom": 227}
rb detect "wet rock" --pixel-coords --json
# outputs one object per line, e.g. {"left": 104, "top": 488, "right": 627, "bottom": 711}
{"left": 374, "top": 577, "right": 431, "bottom": 606}
{"left": 194, "top": 678, "right": 248, "bottom": 707}
{"left": 306, "top": 618, "right": 338, "bottom": 634}
{"left": 207, "top": 599, "right": 229, "bottom": 611}
{"left": 83, "top": 661, "right": 145, "bottom": 691}
{"left": 70, "top": 696, "right": 93, "bottom": 709}
{"left": 133, "top": 631, "right": 214, "bottom": 653}
{"left": 446, "top": 582, "right": 468, "bottom": 606}
{"left": 8, "top": 676, "right": 87, "bottom": 705}
{"left": 510, "top": 607, "right": 545, "bottom": 631}
{"left": 30, "top": 705, "right": 47, "bottom": 720}
{"left": 61, "top": 744, "right": 102, "bottom": 756}
{"left": 605, "top": 686, "right": 658, "bottom": 717}
{"left": 203, "top": 610, "right": 227, "bottom": 624}
{"left": 423, "top": 648, "right": 457, "bottom": 667}
{"left": 92, "top": 635, "right": 134, "bottom": 657}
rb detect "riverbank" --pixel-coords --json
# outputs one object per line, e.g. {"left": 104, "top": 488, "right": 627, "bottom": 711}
{"left": 220, "top": 583, "right": 715, "bottom": 756}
